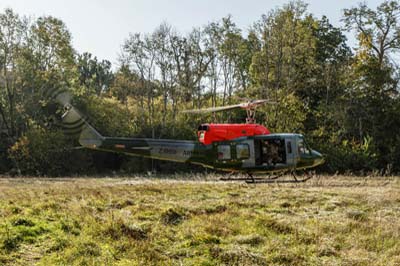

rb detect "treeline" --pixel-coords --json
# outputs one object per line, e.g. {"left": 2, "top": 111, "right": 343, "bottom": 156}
{"left": 1, "top": 1, "right": 400, "bottom": 176}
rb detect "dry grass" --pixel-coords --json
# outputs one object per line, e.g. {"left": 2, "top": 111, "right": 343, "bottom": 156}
{"left": 0, "top": 175, "right": 399, "bottom": 265}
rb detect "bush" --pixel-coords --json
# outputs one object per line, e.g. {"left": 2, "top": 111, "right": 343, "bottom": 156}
{"left": 8, "top": 127, "right": 93, "bottom": 176}
{"left": 0, "top": 148, "right": 11, "bottom": 174}
{"left": 314, "top": 136, "right": 379, "bottom": 174}
{"left": 79, "top": 96, "right": 136, "bottom": 137}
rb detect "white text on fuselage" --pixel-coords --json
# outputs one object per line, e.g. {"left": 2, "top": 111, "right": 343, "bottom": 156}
{"left": 158, "top": 148, "right": 177, "bottom": 155}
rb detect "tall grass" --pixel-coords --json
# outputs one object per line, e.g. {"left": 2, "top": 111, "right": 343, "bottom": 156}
{"left": 0, "top": 175, "right": 399, "bottom": 265}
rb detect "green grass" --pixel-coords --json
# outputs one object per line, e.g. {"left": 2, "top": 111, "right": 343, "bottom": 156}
{"left": 0, "top": 175, "right": 399, "bottom": 265}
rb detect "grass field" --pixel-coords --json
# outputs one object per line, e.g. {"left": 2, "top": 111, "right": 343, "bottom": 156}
{"left": 0, "top": 175, "right": 399, "bottom": 266}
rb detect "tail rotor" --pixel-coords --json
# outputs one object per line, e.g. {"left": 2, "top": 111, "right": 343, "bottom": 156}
{"left": 46, "top": 87, "right": 104, "bottom": 148}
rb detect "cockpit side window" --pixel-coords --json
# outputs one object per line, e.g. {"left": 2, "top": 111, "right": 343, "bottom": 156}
{"left": 298, "top": 138, "right": 311, "bottom": 155}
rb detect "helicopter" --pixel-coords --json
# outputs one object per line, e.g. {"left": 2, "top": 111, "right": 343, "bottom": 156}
{"left": 52, "top": 89, "right": 324, "bottom": 183}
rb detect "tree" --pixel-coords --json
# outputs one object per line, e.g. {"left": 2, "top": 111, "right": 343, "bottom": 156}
{"left": 152, "top": 23, "right": 176, "bottom": 131}
{"left": 111, "top": 64, "right": 140, "bottom": 104}
{"left": 306, "top": 16, "right": 352, "bottom": 134}
{"left": 21, "top": 15, "right": 76, "bottom": 129}
{"left": 218, "top": 16, "right": 242, "bottom": 106}
{"left": 0, "top": 9, "right": 28, "bottom": 139}
{"left": 77, "top": 52, "right": 114, "bottom": 96}
{"left": 343, "top": 0, "right": 400, "bottom": 68}
{"left": 249, "top": 1, "right": 317, "bottom": 130}
{"left": 342, "top": 0, "right": 400, "bottom": 170}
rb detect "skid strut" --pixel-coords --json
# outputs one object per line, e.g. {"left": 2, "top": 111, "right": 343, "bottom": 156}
{"left": 220, "top": 172, "right": 258, "bottom": 182}
{"left": 246, "top": 171, "right": 313, "bottom": 184}
{"left": 220, "top": 172, "right": 284, "bottom": 182}
{"left": 220, "top": 171, "right": 314, "bottom": 183}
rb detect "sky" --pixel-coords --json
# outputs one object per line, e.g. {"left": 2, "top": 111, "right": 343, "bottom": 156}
{"left": 0, "top": 0, "right": 383, "bottom": 66}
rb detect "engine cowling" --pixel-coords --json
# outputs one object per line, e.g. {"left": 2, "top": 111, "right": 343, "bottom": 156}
{"left": 197, "top": 123, "right": 270, "bottom": 145}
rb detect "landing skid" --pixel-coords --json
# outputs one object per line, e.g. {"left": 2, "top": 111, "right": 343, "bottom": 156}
{"left": 220, "top": 171, "right": 314, "bottom": 184}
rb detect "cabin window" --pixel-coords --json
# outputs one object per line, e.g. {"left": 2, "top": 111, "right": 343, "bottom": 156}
{"left": 236, "top": 144, "right": 250, "bottom": 159}
{"left": 286, "top": 141, "right": 292, "bottom": 154}
{"left": 217, "top": 145, "right": 231, "bottom": 160}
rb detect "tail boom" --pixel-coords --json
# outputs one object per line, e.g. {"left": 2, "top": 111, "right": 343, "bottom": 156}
{"left": 83, "top": 135, "right": 203, "bottom": 164}
{"left": 57, "top": 94, "right": 206, "bottom": 165}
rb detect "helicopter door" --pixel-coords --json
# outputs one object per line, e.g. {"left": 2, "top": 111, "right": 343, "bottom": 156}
{"left": 254, "top": 140, "right": 262, "bottom": 165}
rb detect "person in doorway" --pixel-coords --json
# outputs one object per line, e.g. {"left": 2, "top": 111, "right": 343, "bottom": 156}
{"left": 262, "top": 141, "right": 272, "bottom": 165}
{"left": 270, "top": 140, "right": 283, "bottom": 165}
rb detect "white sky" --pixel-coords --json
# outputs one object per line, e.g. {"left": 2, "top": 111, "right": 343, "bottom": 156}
{"left": 0, "top": 0, "right": 382, "bottom": 66}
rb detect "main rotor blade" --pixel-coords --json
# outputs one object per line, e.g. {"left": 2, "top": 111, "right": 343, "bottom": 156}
{"left": 182, "top": 99, "right": 276, "bottom": 114}
{"left": 247, "top": 99, "right": 277, "bottom": 106}
{"left": 181, "top": 104, "right": 243, "bottom": 114}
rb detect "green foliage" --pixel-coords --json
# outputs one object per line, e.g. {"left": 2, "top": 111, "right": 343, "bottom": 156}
{"left": 77, "top": 52, "right": 114, "bottom": 95}
{"left": 261, "top": 90, "right": 308, "bottom": 133}
{"left": 316, "top": 136, "right": 379, "bottom": 174}
{"left": 249, "top": 1, "right": 317, "bottom": 94}
{"left": 81, "top": 96, "right": 137, "bottom": 137}
{"left": 8, "top": 127, "right": 92, "bottom": 176}
{"left": 1, "top": 1, "right": 400, "bottom": 175}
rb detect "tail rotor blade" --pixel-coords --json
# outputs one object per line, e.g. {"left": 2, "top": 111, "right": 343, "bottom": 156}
{"left": 44, "top": 87, "right": 72, "bottom": 106}
{"left": 61, "top": 106, "right": 88, "bottom": 136}
{"left": 55, "top": 91, "right": 72, "bottom": 106}
{"left": 46, "top": 88, "right": 104, "bottom": 147}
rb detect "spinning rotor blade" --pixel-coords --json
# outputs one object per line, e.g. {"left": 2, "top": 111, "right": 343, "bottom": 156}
{"left": 44, "top": 87, "right": 90, "bottom": 136}
{"left": 182, "top": 99, "right": 276, "bottom": 114}
{"left": 55, "top": 91, "right": 72, "bottom": 106}
{"left": 44, "top": 87, "right": 72, "bottom": 106}
{"left": 182, "top": 104, "right": 243, "bottom": 114}
{"left": 246, "top": 99, "right": 276, "bottom": 107}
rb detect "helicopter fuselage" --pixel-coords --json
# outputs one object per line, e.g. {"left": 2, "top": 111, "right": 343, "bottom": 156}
{"left": 82, "top": 131, "right": 324, "bottom": 174}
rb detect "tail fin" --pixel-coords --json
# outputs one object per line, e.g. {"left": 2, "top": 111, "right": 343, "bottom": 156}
{"left": 53, "top": 90, "right": 104, "bottom": 149}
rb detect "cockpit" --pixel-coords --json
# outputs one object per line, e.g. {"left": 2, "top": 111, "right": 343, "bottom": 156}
{"left": 297, "top": 136, "right": 311, "bottom": 155}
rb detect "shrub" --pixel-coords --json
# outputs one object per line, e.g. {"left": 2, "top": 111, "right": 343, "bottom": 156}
{"left": 314, "top": 136, "right": 379, "bottom": 174}
{"left": 8, "top": 127, "right": 92, "bottom": 176}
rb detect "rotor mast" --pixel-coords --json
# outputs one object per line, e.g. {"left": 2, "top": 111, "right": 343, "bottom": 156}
{"left": 242, "top": 99, "right": 269, "bottom": 124}
{"left": 245, "top": 108, "right": 257, "bottom": 124}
